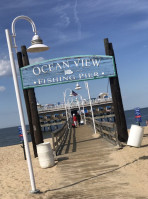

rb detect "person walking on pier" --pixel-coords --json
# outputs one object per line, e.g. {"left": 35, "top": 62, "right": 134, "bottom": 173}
{"left": 77, "top": 113, "right": 81, "bottom": 126}
{"left": 73, "top": 114, "right": 77, "bottom": 127}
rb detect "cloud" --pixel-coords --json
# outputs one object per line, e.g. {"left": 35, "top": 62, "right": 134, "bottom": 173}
{"left": 76, "top": 0, "right": 148, "bottom": 19}
{"left": 29, "top": 57, "right": 45, "bottom": 65}
{"left": 0, "top": 86, "right": 6, "bottom": 92}
{"left": 74, "top": 0, "right": 81, "bottom": 39}
{"left": 55, "top": 13, "right": 70, "bottom": 28}
{"left": 51, "top": 31, "right": 93, "bottom": 47}
{"left": 0, "top": 57, "right": 45, "bottom": 77}
{"left": 130, "top": 19, "right": 148, "bottom": 31}
{"left": 0, "top": 58, "right": 12, "bottom": 76}
{"left": 0, "top": 1, "right": 45, "bottom": 10}
{"left": 45, "top": 0, "right": 84, "bottom": 46}
{"left": 53, "top": 3, "right": 71, "bottom": 28}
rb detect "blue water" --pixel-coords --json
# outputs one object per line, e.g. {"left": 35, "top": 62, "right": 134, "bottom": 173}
{"left": 0, "top": 125, "right": 55, "bottom": 148}
{"left": 0, "top": 107, "right": 148, "bottom": 147}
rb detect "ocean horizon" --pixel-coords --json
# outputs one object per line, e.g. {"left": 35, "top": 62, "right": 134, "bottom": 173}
{"left": 0, "top": 107, "right": 148, "bottom": 147}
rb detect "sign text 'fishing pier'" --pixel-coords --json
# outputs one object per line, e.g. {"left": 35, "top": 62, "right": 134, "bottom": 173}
{"left": 20, "top": 55, "right": 116, "bottom": 89}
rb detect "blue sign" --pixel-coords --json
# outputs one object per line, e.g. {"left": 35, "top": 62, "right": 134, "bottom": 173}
{"left": 20, "top": 55, "right": 116, "bottom": 89}
{"left": 135, "top": 107, "right": 142, "bottom": 123}
{"left": 84, "top": 109, "right": 88, "bottom": 113}
{"left": 18, "top": 126, "right": 23, "bottom": 142}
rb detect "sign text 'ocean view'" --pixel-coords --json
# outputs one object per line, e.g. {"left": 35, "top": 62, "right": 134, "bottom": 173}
{"left": 20, "top": 55, "right": 116, "bottom": 89}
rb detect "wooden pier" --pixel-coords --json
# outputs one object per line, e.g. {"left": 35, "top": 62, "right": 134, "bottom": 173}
{"left": 44, "top": 125, "right": 129, "bottom": 198}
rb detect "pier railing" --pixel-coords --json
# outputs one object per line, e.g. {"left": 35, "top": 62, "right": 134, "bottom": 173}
{"left": 86, "top": 117, "right": 118, "bottom": 145}
{"left": 38, "top": 98, "right": 113, "bottom": 113}
{"left": 51, "top": 121, "right": 70, "bottom": 156}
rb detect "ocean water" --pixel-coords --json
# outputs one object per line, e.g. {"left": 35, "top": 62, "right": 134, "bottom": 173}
{"left": 0, "top": 107, "right": 148, "bottom": 147}
{"left": 0, "top": 125, "right": 54, "bottom": 148}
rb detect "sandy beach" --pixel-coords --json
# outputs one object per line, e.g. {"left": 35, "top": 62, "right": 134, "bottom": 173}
{"left": 110, "top": 126, "right": 148, "bottom": 198}
{"left": 0, "top": 126, "right": 148, "bottom": 199}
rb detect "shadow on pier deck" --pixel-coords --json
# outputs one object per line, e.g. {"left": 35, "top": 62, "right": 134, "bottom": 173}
{"left": 44, "top": 125, "right": 132, "bottom": 199}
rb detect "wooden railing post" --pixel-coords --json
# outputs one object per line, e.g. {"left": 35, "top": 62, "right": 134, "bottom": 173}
{"left": 21, "top": 46, "right": 43, "bottom": 145}
{"left": 17, "top": 51, "right": 38, "bottom": 158}
{"left": 104, "top": 38, "right": 128, "bottom": 142}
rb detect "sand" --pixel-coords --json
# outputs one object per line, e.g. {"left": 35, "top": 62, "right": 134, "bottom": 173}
{"left": 0, "top": 127, "right": 148, "bottom": 199}
{"left": 110, "top": 126, "right": 148, "bottom": 198}
{"left": 0, "top": 138, "right": 60, "bottom": 199}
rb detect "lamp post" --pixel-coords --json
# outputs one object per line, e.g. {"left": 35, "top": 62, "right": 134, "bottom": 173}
{"left": 84, "top": 82, "right": 96, "bottom": 134}
{"left": 75, "top": 82, "right": 81, "bottom": 90}
{"left": 11, "top": 15, "right": 49, "bottom": 53}
{"left": 75, "top": 97, "right": 81, "bottom": 116}
{"left": 77, "top": 94, "right": 86, "bottom": 124}
{"left": 63, "top": 88, "right": 72, "bottom": 128}
{"left": 5, "top": 15, "right": 49, "bottom": 193}
{"left": 66, "top": 97, "right": 74, "bottom": 121}
{"left": 76, "top": 82, "right": 96, "bottom": 133}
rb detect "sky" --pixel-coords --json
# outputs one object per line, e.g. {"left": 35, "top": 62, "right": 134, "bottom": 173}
{"left": 0, "top": 0, "right": 148, "bottom": 128}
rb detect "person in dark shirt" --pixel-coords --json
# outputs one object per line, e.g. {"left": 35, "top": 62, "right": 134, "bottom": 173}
{"left": 77, "top": 113, "right": 81, "bottom": 126}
